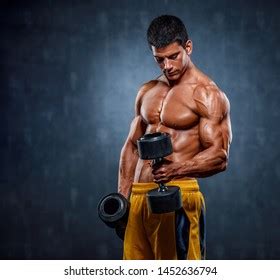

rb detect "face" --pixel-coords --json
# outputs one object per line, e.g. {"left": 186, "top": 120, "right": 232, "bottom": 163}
{"left": 152, "top": 40, "right": 192, "bottom": 81}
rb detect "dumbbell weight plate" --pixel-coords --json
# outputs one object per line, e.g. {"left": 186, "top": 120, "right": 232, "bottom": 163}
{"left": 147, "top": 186, "right": 182, "bottom": 214}
{"left": 137, "top": 132, "right": 172, "bottom": 160}
{"left": 98, "top": 193, "right": 129, "bottom": 228}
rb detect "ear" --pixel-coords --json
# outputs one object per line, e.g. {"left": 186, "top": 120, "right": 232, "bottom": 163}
{"left": 184, "top": 40, "right": 193, "bottom": 55}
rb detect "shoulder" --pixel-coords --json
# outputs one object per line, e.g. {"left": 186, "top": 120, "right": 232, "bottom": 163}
{"left": 193, "top": 83, "right": 230, "bottom": 119}
{"left": 138, "top": 80, "right": 158, "bottom": 95}
{"left": 136, "top": 80, "right": 157, "bottom": 102}
{"left": 134, "top": 80, "right": 158, "bottom": 115}
{"left": 137, "top": 75, "right": 168, "bottom": 94}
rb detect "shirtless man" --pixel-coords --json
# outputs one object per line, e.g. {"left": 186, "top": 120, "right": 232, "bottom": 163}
{"left": 118, "top": 15, "right": 232, "bottom": 260}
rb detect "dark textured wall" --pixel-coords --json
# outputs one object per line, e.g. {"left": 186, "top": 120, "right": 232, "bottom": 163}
{"left": 1, "top": 0, "right": 280, "bottom": 259}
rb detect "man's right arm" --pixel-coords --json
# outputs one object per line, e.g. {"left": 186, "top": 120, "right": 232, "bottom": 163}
{"left": 118, "top": 115, "right": 146, "bottom": 198}
{"left": 117, "top": 82, "right": 154, "bottom": 198}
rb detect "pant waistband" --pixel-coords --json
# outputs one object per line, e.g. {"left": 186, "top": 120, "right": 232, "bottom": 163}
{"left": 132, "top": 180, "right": 199, "bottom": 194}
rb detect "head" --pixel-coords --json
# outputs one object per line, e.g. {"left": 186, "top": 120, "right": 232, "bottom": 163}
{"left": 147, "top": 15, "right": 192, "bottom": 81}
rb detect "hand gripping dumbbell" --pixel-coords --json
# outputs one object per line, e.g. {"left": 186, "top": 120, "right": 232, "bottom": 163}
{"left": 137, "top": 132, "right": 182, "bottom": 214}
{"left": 97, "top": 193, "right": 129, "bottom": 240}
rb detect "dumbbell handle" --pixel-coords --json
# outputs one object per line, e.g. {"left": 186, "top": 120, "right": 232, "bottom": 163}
{"left": 158, "top": 182, "right": 168, "bottom": 192}
{"left": 153, "top": 157, "right": 168, "bottom": 192}
{"left": 153, "top": 157, "right": 163, "bottom": 165}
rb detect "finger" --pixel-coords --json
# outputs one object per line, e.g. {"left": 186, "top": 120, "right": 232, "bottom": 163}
{"left": 152, "top": 168, "right": 166, "bottom": 175}
{"left": 152, "top": 166, "right": 166, "bottom": 174}
{"left": 153, "top": 173, "right": 167, "bottom": 181}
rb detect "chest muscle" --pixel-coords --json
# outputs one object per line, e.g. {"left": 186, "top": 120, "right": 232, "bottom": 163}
{"left": 141, "top": 85, "right": 199, "bottom": 129}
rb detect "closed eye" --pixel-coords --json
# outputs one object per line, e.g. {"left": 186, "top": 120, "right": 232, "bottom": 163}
{"left": 155, "top": 57, "right": 164, "bottom": 63}
{"left": 168, "top": 53, "right": 179, "bottom": 60}
{"left": 154, "top": 52, "right": 179, "bottom": 63}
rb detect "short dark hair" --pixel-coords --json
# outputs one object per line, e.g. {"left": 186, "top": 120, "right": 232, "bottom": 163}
{"left": 147, "top": 15, "right": 189, "bottom": 48}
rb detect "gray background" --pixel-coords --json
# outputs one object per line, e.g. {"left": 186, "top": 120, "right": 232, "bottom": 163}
{"left": 1, "top": 0, "right": 280, "bottom": 259}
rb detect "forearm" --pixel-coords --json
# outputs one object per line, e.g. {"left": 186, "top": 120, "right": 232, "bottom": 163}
{"left": 118, "top": 141, "right": 139, "bottom": 198}
{"left": 178, "top": 147, "right": 228, "bottom": 178}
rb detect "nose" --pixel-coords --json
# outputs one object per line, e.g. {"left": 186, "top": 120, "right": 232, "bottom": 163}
{"left": 163, "top": 58, "right": 172, "bottom": 71}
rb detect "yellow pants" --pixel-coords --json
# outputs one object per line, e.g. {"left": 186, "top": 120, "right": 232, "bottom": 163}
{"left": 123, "top": 180, "right": 206, "bottom": 260}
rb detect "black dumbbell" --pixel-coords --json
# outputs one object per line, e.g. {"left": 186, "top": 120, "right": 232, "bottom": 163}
{"left": 137, "top": 132, "right": 182, "bottom": 214}
{"left": 97, "top": 193, "right": 129, "bottom": 240}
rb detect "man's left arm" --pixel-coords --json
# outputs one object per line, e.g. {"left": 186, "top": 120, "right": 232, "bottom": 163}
{"left": 153, "top": 85, "right": 232, "bottom": 181}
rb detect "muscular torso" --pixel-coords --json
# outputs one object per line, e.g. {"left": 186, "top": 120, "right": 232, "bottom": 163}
{"left": 135, "top": 77, "right": 212, "bottom": 182}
